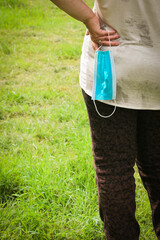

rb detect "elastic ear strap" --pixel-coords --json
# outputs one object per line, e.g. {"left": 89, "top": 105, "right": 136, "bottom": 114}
{"left": 98, "top": 31, "right": 111, "bottom": 50}
{"left": 108, "top": 31, "right": 111, "bottom": 48}
{"left": 97, "top": 45, "right": 102, "bottom": 50}
{"left": 93, "top": 100, "right": 116, "bottom": 118}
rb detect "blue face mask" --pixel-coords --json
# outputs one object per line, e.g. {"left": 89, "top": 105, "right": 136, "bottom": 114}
{"left": 92, "top": 45, "right": 117, "bottom": 118}
{"left": 92, "top": 49, "right": 116, "bottom": 101}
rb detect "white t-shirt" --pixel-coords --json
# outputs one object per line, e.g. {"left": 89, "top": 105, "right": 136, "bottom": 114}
{"left": 79, "top": 0, "right": 160, "bottom": 109}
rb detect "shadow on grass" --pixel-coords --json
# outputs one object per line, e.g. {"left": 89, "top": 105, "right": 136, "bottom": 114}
{"left": 0, "top": 168, "right": 23, "bottom": 204}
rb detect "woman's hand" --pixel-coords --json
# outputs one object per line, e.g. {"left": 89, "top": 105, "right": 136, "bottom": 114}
{"left": 84, "top": 14, "right": 120, "bottom": 50}
{"left": 50, "top": 0, "right": 119, "bottom": 50}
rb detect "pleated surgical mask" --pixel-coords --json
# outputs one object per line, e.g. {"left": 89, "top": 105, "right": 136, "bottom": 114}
{"left": 92, "top": 34, "right": 117, "bottom": 118}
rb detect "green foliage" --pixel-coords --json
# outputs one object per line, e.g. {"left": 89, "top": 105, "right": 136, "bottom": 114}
{"left": 0, "top": 0, "right": 27, "bottom": 8}
{"left": 0, "top": 41, "right": 11, "bottom": 55}
{"left": 0, "top": 0, "right": 156, "bottom": 239}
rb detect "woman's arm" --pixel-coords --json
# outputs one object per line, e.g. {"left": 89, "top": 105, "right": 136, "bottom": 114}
{"left": 50, "top": 0, "right": 119, "bottom": 49}
{"left": 50, "top": 0, "right": 95, "bottom": 23}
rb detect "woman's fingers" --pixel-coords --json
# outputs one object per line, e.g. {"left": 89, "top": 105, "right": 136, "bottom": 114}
{"left": 96, "top": 35, "right": 120, "bottom": 46}
{"left": 101, "top": 33, "right": 120, "bottom": 41}
{"left": 92, "top": 41, "right": 99, "bottom": 50}
{"left": 99, "top": 40, "right": 119, "bottom": 46}
{"left": 106, "top": 30, "right": 116, "bottom": 36}
{"left": 93, "top": 40, "right": 119, "bottom": 50}
{"left": 94, "top": 30, "right": 117, "bottom": 39}
{"left": 86, "top": 29, "right": 89, "bottom": 35}
{"left": 90, "top": 31, "right": 120, "bottom": 45}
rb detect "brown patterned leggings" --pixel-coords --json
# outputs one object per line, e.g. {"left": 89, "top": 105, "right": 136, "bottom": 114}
{"left": 82, "top": 89, "right": 160, "bottom": 240}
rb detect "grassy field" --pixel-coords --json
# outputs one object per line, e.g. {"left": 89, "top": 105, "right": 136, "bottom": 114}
{"left": 0, "top": 0, "right": 156, "bottom": 239}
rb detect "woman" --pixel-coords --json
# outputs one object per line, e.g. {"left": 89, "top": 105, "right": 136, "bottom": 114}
{"left": 50, "top": 0, "right": 160, "bottom": 239}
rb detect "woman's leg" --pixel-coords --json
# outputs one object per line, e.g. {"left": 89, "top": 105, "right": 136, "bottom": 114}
{"left": 82, "top": 90, "right": 140, "bottom": 240}
{"left": 136, "top": 110, "right": 160, "bottom": 239}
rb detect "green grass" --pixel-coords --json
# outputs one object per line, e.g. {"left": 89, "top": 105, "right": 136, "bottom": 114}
{"left": 0, "top": 0, "right": 156, "bottom": 239}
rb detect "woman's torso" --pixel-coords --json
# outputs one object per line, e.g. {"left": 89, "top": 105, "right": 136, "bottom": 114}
{"left": 79, "top": 0, "right": 160, "bottom": 109}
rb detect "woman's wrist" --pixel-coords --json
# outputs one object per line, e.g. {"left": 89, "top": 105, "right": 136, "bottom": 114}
{"left": 83, "top": 13, "right": 97, "bottom": 30}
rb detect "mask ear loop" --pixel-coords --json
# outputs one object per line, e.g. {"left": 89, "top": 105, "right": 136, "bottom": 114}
{"left": 93, "top": 31, "right": 116, "bottom": 119}
{"left": 93, "top": 100, "right": 116, "bottom": 118}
